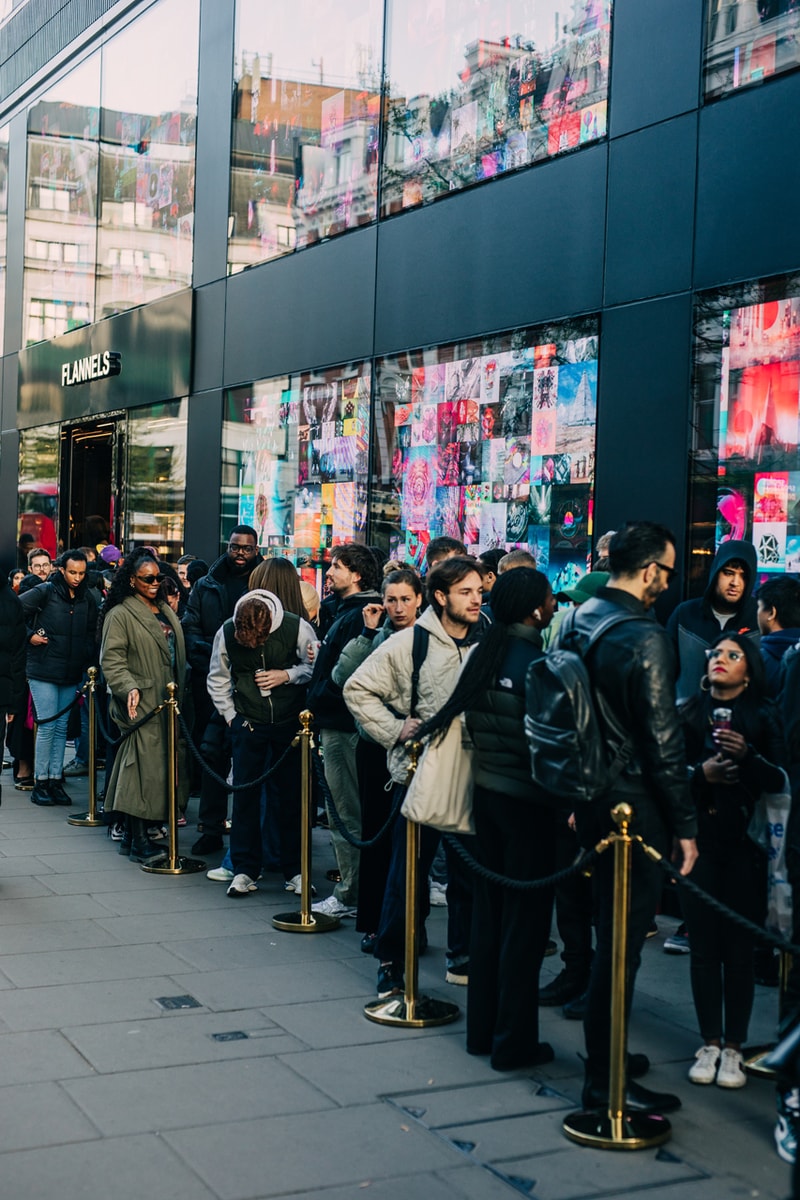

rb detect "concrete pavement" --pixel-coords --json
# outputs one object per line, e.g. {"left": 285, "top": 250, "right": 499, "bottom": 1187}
{"left": 0, "top": 772, "right": 792, "bottom": 1200}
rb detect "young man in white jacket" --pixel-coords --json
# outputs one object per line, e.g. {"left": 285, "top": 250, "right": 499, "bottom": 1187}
{"left": 343, "top": 556, "right": 485, "bottom": 998}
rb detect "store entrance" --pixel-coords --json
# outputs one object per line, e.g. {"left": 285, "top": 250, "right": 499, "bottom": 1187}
{"left": 59, "top": 417, "right": 124, "bottom": 552}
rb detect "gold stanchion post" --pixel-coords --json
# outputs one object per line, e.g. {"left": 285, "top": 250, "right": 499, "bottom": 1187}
{"left": 142, "top": 682, "right": 205, "bottom": 876}
{"left": 364, "top": 743, "right": 460, "bottom": 1028}
{"left": 563, "top": 803, "right": 671, "bottom": 1150}
{"left": 274, "top": 711, "right": 340, "bottom": 933}
{"left": 746, "top": 948, "right": 794, "bottom": 1079}
{"left": 68, "top": 668, "right": 103, "bottom": 827}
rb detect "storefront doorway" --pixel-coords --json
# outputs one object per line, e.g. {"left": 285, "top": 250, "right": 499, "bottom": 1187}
{"left": 59, "top": 416, "right": 125, "bottom": 552}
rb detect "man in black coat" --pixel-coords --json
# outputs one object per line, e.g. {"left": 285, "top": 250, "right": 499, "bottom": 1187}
{"left": 182, "top": 526, "right": 262, "bottom": 854}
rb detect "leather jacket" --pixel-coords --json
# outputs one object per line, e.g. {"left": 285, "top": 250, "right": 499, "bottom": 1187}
{"left": 559, "top": 587, "right": 696, "bottom": 840}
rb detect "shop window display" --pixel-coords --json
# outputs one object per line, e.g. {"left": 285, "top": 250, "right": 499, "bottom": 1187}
{"left": 382, "top": 0, "right": 611, "bottom": 216}
{"left": 228, "top": 0, "right": 383, "bottom": 273}
{"left": 126, "top": 399, "right": 188, "bottom": 560}
{"left": 221, "top": 363, "right": 371, "bottom": 581}
{"left": 704, "top": 0, "right": 800, "bottom": 100}
{"left": 371, "top": 319, "right": 598, "bottom": 592}
{"left": 690, "top": 273, "right": 800, "bottom": 593}
{"left": 0, "top": 124, "right": 8, "bottom": 356}
{"left": 18, "top": 423, "right": 60, "bottom": 560}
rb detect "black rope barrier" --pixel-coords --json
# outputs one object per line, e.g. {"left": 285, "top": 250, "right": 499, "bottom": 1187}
{"left": 33, "top": 687, "right": 84, "bottom": 725}
{"left": 177, "top": 710, "right": 296, "bottom": 792}
{"left": 444, "top": 832, "right": 600, "bottom": 891}
{"left": 94, "top": 699, "right": 166, "bottom": 748}
{"left": 643, "top": 843, "right": 800, "bottom": 957}
{"left": 311, "top": 749, "right": 404, "bottom": 850}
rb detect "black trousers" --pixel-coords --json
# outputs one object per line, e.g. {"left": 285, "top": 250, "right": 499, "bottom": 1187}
{"left": 467, "top": 785, "right": 556, "bottom": 1070}
{"left": 579, "top": 791, "right": 668, "bottom": 1082}
{"left": 355, "top": 739, "right": 394, "bottom": 935}
{"left": 553, "top": 810, "right": 594, "bottom": 981}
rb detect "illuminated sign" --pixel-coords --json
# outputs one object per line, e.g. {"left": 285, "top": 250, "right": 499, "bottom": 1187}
{"left": 61, "top": 351, "right": 121, "bottom": 388}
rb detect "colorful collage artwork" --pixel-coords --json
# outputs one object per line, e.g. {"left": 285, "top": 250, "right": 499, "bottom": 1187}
{"left": 716, "top": 297, "right": 800, "bottom": 572}
{"left": 385, "top": 338, "right": 598, "bottom": 591}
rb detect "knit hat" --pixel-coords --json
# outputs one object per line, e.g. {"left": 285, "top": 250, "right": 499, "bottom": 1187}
{"left": 99, "top": 545, "right": 122, "bottom": 564}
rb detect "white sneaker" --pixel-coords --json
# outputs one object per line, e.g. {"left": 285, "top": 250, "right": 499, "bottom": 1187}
{"left": 688, "top": 1044, "right": 721, "bottom": 1084}
{"left": 207, "top": 866, "right": 234, "bottom": 882}
{"left": 429, "top": 882, "right": 448, "bottom": 907}
{"left": 284, "top": 874, "right": 317, "bottom": 896}
{"left": 311, "top": 894, "right": 357, "bottom": 917}
{"left": 716, "top": 1047, "right": 746, "bottom": 1089}
{"left": 227, "top": 873, "right": 258, "bottom": 897}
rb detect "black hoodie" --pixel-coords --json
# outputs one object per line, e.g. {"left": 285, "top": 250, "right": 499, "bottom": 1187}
{"left": 666, "top": 539, "right": 759, "bottom": 702}
{"left": 181, "top": 551, "right": 264, "bottom": 676}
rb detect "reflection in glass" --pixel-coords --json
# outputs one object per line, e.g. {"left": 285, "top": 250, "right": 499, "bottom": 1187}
{"left": 96, "top": 0, "right": 199, "bottom": 318}
{"left": 18, "top": 423, "right": 60, "bottom": 560}
{"left": 690, "top": 274, "right": 800, "bottom": 593}
{"left": 704, "top": 0, "right": 800, "bottom": 99}
{"left": 23, "top": 55, "right": 100, "bottom": 345}
{"left": 0, "top": 124, "right": 9, "bottom": 356}
{"left": 382, "top": 1, "right": 611, "bottom": 215}
{"left": 126, "top": 399, "right": 188, "bottom": 560}
{"left": 221, "top": 363, "right": 371, "bottom": 584}
{"left": 228, "top": 0, "right": 383, "bottom": 273}
{"left": 371, "top": 319, "right": 598, "bottom": 590}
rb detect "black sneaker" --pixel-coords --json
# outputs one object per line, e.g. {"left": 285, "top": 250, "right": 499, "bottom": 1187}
{"left": 192, "top": 833, "right": 224, "bottom": 855}
{"left": 377, "top": 962, "right": 404, "bottom": 999}
{"left": 539, "top": 969, "right": 588, "bottom": 1007}
{"left": 30, "top": 780, "right": 54, "bottom": 806}
{"left": 49, "top": 780, "right": 73, "bottom": 806}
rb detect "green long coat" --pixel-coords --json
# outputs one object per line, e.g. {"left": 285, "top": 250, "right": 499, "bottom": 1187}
{"left": 100, "top": 596, "right": 188, "bottom": 822}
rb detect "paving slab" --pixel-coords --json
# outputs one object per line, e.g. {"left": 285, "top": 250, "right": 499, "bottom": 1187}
{"left": 171, "top": 959, "right": 377, "bottom": 1010}
{"left": 264, "top": 995, "right": 462, "bottom": 1049}
{"left": 161, "top": 929, "right": 355, "bottom": 972}
{"left": 93, "top": 907, "right": 271, "bottom": 945}
{"left": 0, "top": 1028, "right": 96, "bottom": 1083}
{"left": 0, "top": 854, "right": 55, "bottom": 876}
{"left": 39, "top": 867, "right": 209, "bottom": 895}
{"left": 0, "top": 941, "right": 195, "bottom": 986}
{"left": 0, "top": 1081, "right": 100, "bottom": 1151}
{"left": 0, "top": 918, "right": 121, "bottom": 954}
{"left": 0, "top": 976, "right": 187, "bottom": 1030}
{"left": 396, "top": 1079, "right": 571, "bottom": 1129}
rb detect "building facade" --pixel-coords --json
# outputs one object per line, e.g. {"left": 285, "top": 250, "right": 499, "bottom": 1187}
{"left": 1, "top": 0, "right": 799, "bottom": 601}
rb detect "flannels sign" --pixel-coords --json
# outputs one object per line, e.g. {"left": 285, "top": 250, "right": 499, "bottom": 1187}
{"left": 61, "top": 351, "right": 121, "bottom": 388}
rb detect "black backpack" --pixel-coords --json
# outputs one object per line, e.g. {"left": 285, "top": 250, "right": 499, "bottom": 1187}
{"left": 524, "top": 609, "right": 642, "bottom": 804}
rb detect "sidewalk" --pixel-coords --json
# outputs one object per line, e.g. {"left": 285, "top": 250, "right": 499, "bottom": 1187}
{"left": 0, "top": 772, "right": 792, "bottom": 1200}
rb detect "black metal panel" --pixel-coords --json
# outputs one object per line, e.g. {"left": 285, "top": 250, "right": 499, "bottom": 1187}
{"left": 2, "top": 352, "right": 17, "bottom": 435}
{"left": 0, "top": 428, "right": 20, "bottom": 567}
{"left": 223, "top": 225, "right": 377, "bottom": 387}
{"left": 373, "top": 145, "right": 607, "bottom": 357}
{"left": 17, "top": 289, "right": 192, "bottom": 428}
{"left": 605, "top": 115, "right": 698, "bottom": 306}
{"left": 4, "top": 110, "right": 28, "bottom": 358}
{"left": 192, "top": 281, "right": 225, "bottom": 394}
{"left": 0, "top": 0, "right": 120, "bottom": 106}
{"left": 192, "top": 0, "right": 234, "bottom": 289}
{"left": 695, "top": 72, "right": 800, "bottom": 289}
{"left": 184, "top": 387, "right": 222, "bottom": 563}
{"left": 594, "top": 294, "right": 694, "bottom": 584}
{"left": 609, "top": 0, "right": 702, "bottom": 138}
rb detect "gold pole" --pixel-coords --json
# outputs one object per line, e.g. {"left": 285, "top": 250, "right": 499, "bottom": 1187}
{"left": 746, "top": 948, "right": 794, "bottom": 1079}
{"left": 68, "top": 669, "right": 103, "bottom": 827}
{"left": 274, "top": 711, "right": 340, "bottom": 933}
{"left": 142, "top": 682, "right": 205, "bottom": 875}
{"left": 365, "top": 742, "right": 460, "bottom": 1028}
{"left": 563, "top": 803, "right": 671, "bottom": 1150}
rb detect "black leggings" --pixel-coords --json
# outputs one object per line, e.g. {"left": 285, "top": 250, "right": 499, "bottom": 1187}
{"left": 681, "top": 838, "right": 764, "bottom": 1045}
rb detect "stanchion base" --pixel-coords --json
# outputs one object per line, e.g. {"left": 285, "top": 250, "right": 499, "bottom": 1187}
{"left": 364, "top": 993, "right": 460, "bottom": 1028}
{"left": 66, "top": 812, "right": 104, "bottom": 827}
{"left": 744, "top": 1044, "right": 778, "bottom": 1079}
{"left": 272, "top": 910, "right": 341, "bottom": 933}
{"left": 141, "top": 856, "right": 206, "bottom": 876}
{"left": 562, "top": 1109, "right": 671, "bottom": 1150}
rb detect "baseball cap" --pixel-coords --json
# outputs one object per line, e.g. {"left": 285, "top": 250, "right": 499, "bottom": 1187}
{"left": 557, "top": 570, "right": 609, "bottom": 604}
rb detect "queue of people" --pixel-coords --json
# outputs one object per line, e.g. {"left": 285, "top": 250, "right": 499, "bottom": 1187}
{"left": 7, "top": 522, "right": 800, "bottom": 1168}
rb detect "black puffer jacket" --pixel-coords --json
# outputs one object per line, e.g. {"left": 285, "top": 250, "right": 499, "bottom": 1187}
{"left": 20, "top": 572, "right": 97, "bottom": 684}
{"left": 559, "top": 587, "right": 696, "bottom": 839}
{"left": 307, "top": 590, "right": 383, "bottom": 731}
{"left": 465, "top": 624, "right": 548, "bottom": 801}
{"left": 181, "top": 552, "right": 262, "bottom": 677}
{"left": 0, "top": 575, "right": 27, "bottom": 713}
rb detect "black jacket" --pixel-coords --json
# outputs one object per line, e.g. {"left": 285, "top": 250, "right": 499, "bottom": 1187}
{"left": 666, "top": 540, "right": 759, "bottom": 702}
{"left": 307, "top": 590, "right": 383, "bottom": 731}
{"left": 0, "top": 575, "right": 27, "bottom": 713}
{"left": 465, "top": 623, "right": 549, "bottom": 801}
{"left": 561, "top": 587, "right": 696, "bottom": 840}
{"left": 20, "top": 572, "right": 98, "bottom": 684}
{"left": 181, "top": 552, "right": 262, "bottom": 677}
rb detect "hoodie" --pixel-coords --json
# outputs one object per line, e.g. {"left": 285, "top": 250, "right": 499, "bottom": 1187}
{"left": 181, "top": 550, "right": 264, "bottom": 676}
{"left": 666, "top": 539, "right": 759, "bottom": 702}
{"left": 761, "top": 627, "right": 800, "bottom": 696}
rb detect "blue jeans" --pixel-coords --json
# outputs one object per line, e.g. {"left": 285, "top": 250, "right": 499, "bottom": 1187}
{"left": 30, "top": 680, "right": 77, "bottom": 780}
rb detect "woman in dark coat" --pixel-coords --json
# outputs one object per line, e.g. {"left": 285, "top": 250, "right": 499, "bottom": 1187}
{"left": 415, "top": 567, "right": 557, "bottom": 1071}
{"left": 679, "top": 631, "right": 787, "bottom": 1090}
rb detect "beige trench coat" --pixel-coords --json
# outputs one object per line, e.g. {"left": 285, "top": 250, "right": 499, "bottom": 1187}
{"left": 100, "top": 595, "right": 188, "bottom": 821}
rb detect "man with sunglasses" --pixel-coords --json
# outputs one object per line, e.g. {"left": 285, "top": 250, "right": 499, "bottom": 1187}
{"left": 553, "top": 522, "right": 698, "bottom": 1117}
{"left": 182, "top": 526, "right": 263, "bottom": 854}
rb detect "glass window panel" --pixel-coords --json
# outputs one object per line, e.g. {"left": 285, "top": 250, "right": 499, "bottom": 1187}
{"left": 689, "top": 273, "right": 800, "bottom": 591}
{"left": 0, "top": 124, "right": 8, "bottom": 355}
{"left": 381, "top": 1, "right": 611, "bottom": 216}
{"left": 228, "top": 0, "right": 383, "bottom": 273}
{"left": 126, "top": 398, "right": 188, "bottom": 560}
{"left": 704, "top": 1, "right": 800, "bottom": 99}
{"left": 23, "top": 54, "right": 100, "bottom": 346}
{"left": 371, "top": 318, "right": 598, "bottom": 589}
{"left": 96, "top": 0, "right": 199, "bottom": 319}
{"left": 221, "top": 361, "right": 371, "bottom": 585}
{"left": 18, "top": 423, "right": 60, "bottom": 561}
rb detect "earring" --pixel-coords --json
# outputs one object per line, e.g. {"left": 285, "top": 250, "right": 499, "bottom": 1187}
{"left": 700, "top": 677, "right": 712, "bottom": 692}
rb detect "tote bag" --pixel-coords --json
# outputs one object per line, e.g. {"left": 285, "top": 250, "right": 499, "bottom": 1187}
{"left": 400, "top": 715, "right": 475, "bottom": 834}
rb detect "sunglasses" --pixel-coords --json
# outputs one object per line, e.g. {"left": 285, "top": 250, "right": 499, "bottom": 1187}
{"left": 650, "top": 560, "right": 677, "bottom": 582}
{"left": 705, "top": 647, "right": 744, "bottom": 662}
{"left": 135, "top": 573, "right": 165, "bottom": 583}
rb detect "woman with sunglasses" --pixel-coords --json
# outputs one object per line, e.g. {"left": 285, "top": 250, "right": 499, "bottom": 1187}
{"left": 679, "top": 631, "right": 787, "bottom": 1089}
{"left": 99, "top": 548, "right": 188, "bottom": 864}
